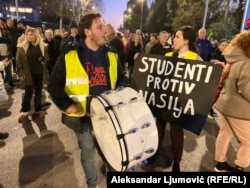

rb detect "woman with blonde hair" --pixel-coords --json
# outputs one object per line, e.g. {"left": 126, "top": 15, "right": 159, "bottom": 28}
{"left": 16, "top": 27, "right": 49, "bottom": 123}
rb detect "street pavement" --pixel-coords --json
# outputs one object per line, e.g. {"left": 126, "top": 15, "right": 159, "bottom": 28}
{"left": 0, "top": 80, "right": 249, "bottom": 188}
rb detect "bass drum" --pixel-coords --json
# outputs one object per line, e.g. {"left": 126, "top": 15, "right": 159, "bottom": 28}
{"left": 88, "top": 87, "right": 158, "bottom": 172}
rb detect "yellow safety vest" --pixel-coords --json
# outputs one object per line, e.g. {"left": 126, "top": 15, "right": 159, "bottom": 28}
{"left": 165, "top": 51, "right": 199, "bottom": 60}
{"left": 64, "top": 50, "right": 118, "bottom": 117}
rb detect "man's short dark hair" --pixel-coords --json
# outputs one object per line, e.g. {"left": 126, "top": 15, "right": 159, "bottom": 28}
{"left": 78, "top": 12, "right": 102, "bottom": 39}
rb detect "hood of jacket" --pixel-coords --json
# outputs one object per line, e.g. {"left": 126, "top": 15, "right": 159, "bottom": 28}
{"left": 224, "top": 46, "right": 247, "bottom": 64}
{"left": 74, "top": 35, "right": 105, "bottom": 52}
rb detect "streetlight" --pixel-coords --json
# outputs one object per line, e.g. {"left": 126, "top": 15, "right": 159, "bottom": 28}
{"left": 15, "top": 0, "right": 19, "bottom": 21}
{"left": 202, "top": 0, "right": 209, "bottom": 28}
{"left": 140, "top": 0, "right": 144, "bottom": 31}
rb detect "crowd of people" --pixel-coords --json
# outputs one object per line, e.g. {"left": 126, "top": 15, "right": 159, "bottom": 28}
{"left": 1, "top": 12, "right": 250, "bottom": 187}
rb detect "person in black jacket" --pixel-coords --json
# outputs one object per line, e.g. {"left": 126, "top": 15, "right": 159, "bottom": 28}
{"left": 44, "top": 29, "right": 60, "bottom": 75}
{"left": 16, "top": 27, "right": 49, "bottom": 123}
{"left": 16, "top": 20, "right": 26, "bottom": 39}
{"left": 47, "top": 12, "right": 127, "bottom": 188}
{"left": 147, "top": 30, "right": 172, "bottom": 163}
{"left": 60, "top": 20, "right": 78, "bottom": 54}
{"left": 105, "top": 23, "right": 126, "bottom": 72}
{"left": 0, "top": 18, "right": 15, "bottom": 87}
{"left": 6, "top": 17, "right": 18, "bottom": 73}
{"left": 208, "top": 39, "right": 229, "bottom": 119}
{"left": 149, "top": 31, "right": 172, "bottom": 55}
{"left": 127, "top": 33, "right": 143, "bottom": 83}
{"left": 0, "top": 58, "right": 11, "bottom": 140}
{"left": 210, "top": 38, "right": 229, "bottom": 66}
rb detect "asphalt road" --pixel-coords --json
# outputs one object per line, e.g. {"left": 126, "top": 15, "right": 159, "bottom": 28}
{"left": 0, "top": 80, "right": 249, "bottom": 188}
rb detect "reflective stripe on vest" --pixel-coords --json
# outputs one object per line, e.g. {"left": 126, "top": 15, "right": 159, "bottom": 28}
{"left": 65, "top": 51, "right": 89, "bottom": 117}
{"left": 165, "top": 51, "right": 198, "bottom": 60}
{"left": 108, "top": 51, "right": 118, "bottom": 90}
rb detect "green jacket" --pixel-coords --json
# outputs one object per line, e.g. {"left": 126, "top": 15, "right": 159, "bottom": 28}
{"left": 16, "top": 46, "right": 49, "bottom": 85}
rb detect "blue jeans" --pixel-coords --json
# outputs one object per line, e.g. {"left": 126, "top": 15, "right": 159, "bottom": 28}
{"left": 62, "top": 115, "right": 98, "bottom": 186}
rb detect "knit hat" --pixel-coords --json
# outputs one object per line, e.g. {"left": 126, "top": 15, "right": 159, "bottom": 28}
{"left": 246, "top": 18, "right": 250, "bottom": 29}
{"left": 69, "top": 20, "right": 78, "bottom": 29}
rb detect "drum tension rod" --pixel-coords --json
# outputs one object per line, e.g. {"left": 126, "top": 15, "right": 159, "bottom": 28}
{"left": 117, "top": 128, "right": 138, "bottom": 139}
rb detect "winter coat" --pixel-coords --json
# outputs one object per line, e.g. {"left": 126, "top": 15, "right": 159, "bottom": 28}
{"left": 214, "top": 46, "right": 250, "bottom": 120}
{"left": 16, "top": 43, "right": 49, "bottom": 86}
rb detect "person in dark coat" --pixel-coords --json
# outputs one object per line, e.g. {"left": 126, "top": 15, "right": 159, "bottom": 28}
{"left": 16, "top": 20, "right": 26, "bottom": 39}
{"left": 149, "top": 31, "right": 172, "bottom": 55}
{"left": 47, "top": 13, "right": 127, "bottom": 187}
{"left": 208, "top": 39, "right": 229, "bottom": 119}
{"left": 196, "top": 28, "right": 213, "bottom": 61}
{"left": 53, "top": 29, "right": 63, "bottom": 44}
{"left": 60, "top": 20, "right": 78, "bottom": 54}
{"left": 0, "top": 58, "right": 11, "bottom": 140}
{"left": 147, "top": 30, "right": 172, "bottom": 163}
{"left": 105, "top": 23, "right": 126, "bottom": 72}
{"left": 44, "top": 29, "right": 60, "bottom": 75}
{"left": 127, "top": 33, "right": 143, "bottom": 83}
{"left": 16, "top": 27, "right": 49, "bottom": 123}
{"left": 0, "top": 17, "right": 15, "bottom": 87}
{"left": 210, "top": 38, "right": 229, "bottom": 65}
{"left": 6, "top": 17, "right": 18, "bottom": 73}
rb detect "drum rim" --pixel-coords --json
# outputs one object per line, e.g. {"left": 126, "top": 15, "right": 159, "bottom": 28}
{"left": 87, "top": 94, "right": 130, "bottom": 172}
{"left": 87, "top": 87, "right": 159, "bottom": 171}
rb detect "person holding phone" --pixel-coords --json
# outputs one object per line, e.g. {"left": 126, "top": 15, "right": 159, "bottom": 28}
{"left": 0, "top": 57, "right": 11, "bottom": 140}
{"left": 0, "top": 18, "right": 15, "bottom": 88}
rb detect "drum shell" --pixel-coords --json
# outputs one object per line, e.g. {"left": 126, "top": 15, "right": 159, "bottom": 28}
{"left": 89, "top": 87, "right": 158, "bottom": 172}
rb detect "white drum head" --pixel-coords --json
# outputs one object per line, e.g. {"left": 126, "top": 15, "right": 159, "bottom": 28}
{"left": 90, "top": 97, "right": 124, "bottom": 171}
{"left": 89, "top": 87, "right": 158, "bottom": 172}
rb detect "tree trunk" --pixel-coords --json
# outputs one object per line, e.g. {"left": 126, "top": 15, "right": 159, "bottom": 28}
{"left": 59, "top": 0, "right": 64, "bottom": 29}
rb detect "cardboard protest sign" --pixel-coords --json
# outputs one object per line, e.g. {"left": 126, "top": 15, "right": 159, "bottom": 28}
{"left": 130, "top": 53, "right": 223, "bottom": 135}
